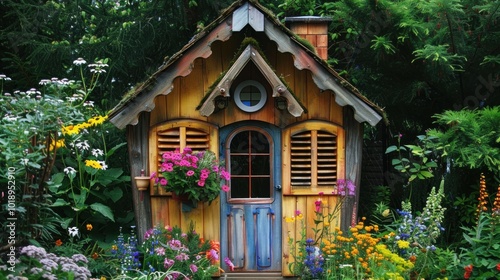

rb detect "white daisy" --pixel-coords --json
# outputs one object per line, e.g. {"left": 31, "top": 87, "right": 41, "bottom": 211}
{"left": 91, "top": 149, "right": 104, "bottom": 157}
{"left": 68, "top": 227, "right": 79, "bottom": 237}
{"left": 98, "top": 160, "right": 108, "bottom": 170}
{"left": 73, "top": 58, "right": 87, "bottom": 66}
{"left": 64, "top": 167, "right": 76, "bottom": 175}
{"left": 75, "top": 140, "right": 90, "bottom": 151}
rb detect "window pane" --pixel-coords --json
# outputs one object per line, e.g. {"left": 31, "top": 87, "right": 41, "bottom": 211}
{"left": 240, "top": 85, "right": 261, "bottom": 106}
{"left": 251, "top": 177, "right": 271, "bottom": 198}
{"left": 231, "top": 156, "right": 249, "bottom": 175}
{"left": 251, "top": 132, "right": 269, "bottom": 153}
{"left": 231, "top": 177, "right": 249, "bottom": 198}
{"left": 230, "top": 131, "right": 249, "bottom": 153}
{"left": 251, "top": 155, "right": 270, "bottom": 175}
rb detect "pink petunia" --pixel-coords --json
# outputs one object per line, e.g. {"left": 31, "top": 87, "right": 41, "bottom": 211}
{"left": 220, "top": 170, "right": 230, "bottom": 181}
{"left": 160, "top": 178, "right": 168, "bottom": 186}
{"left": 222, "top": 185, "right": 230, "bottom": 192}
{"left": 186, "top": 170, "right": 195, "bottom": 176}
{"left": 197, "top": 180, "right": 205, "bottom": 187}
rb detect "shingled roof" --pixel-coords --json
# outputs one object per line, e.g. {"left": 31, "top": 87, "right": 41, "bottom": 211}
{"left": 108, "top": 0, "right": 385, "bottom": 129}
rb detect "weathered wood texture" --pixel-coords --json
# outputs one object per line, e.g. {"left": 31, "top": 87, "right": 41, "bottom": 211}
{"left": 281, "top": 195, "right": 342, "bottom": 276}
{"left": 149, "top": 35, "right": 344, "bottom": 128}
{"left": 145, "top": 31, "right": 348, "bottom": 262}
{"left": 127, "top": 113, "right": 152, "bottom": 243}
{"left": 342, "top": 107, "right": 363, "bottom": 230}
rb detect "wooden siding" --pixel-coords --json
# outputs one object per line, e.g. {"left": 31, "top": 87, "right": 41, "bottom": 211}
{"left": 282, "top": 195, "right": 342, "bottom": 277}
{"left": 143, "top": 26, "right": 355, "bottom": 277}
{"left": 149, "top": 36, "right": 344, "bottom": 128}
{"left": 147, "top": 120, "right": 220, "bottom": 241}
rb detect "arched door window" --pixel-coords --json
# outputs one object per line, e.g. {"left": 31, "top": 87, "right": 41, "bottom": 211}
{"left": 226, "top": 128, "right": 273, "bottom": 203}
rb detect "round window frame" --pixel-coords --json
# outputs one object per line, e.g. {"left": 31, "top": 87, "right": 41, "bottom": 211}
{"left": 233, "top": 80, "right": 267, "bottom": 113}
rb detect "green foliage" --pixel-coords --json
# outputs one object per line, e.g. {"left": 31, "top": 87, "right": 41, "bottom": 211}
{"left": 427, "top": 107, "right": 500, "bottom": 175}
{"left": 385, "top": 134, "right": 439, "bottom": 186}
{"left": 0, "top": 59, "right": 132, "bottom": 251}
{"left": 453, "top": 213, "right": 500, "bottom": 279}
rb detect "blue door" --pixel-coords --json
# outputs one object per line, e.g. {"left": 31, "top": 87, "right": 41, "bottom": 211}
{"left": 220, "top": 121, "right": 282, "bottom": 272}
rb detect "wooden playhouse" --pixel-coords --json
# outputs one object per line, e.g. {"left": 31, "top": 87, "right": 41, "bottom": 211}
{"left": 108, "top": 0, "right": 384, "bottom": 276}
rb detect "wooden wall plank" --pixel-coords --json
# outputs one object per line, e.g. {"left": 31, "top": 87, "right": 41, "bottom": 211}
{"left": 165, "top": 79, "right": 181, "bottom": 121}
{"left": 128, "top": 113, "right": 152, "bottom": 243}
{"left": 180, "top": 59, "right": 205, "bottom": 119}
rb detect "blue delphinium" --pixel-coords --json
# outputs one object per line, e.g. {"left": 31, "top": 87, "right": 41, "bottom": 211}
{"left": 303, "top": 238, "right": 324, "bottom": 279}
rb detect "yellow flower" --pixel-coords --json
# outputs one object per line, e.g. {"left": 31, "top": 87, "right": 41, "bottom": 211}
{"left": 285, "top": 216, "right": 295, "bottom": 223}
{"left": 100, "top": 277, "right": 106, "bottom": 280}
{"left": 85, "top": 159, "right": 103, "bottom": 169}
{"left": 382, "top": 209, "right": 391, "bottom": 217}
{"left": 62, "top": 125, "right": 80, "bottom": 136}
{"left": 49, "top": 139, "right": 66, "bottom": 151}
{"left": 87, "top": 115, "right": 108, "bottom": 127}
{"left": 397, "top": 240, "right": 410, "bottom": 249}
{"left": 86, "top": 224, "right": 93, "bottom": 231}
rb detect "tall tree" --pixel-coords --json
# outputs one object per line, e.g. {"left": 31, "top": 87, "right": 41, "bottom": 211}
{"left": 266, "top": 0, "right": 500, "bottom": 136}
{"left": 0, "top": 0, "right": 233, "bottom": 109}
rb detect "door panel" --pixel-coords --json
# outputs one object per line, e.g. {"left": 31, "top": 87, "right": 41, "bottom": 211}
{"left": 220, "top": 122, "right": 282, "bottom": 272}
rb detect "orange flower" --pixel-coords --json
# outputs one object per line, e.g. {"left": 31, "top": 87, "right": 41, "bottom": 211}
{"left": 92, "top": 252, "right": 99, "bottom": 260}
{"left": 409, "top": 255, "right": 417, "bottom": 263}
{"left": 86, "top": 224, "right": 93, "bottom": 231}
{"left": 210, "top": 240, "right": 220, "bottom": 251}
{"left": 55, "top": 239, "right": 63, "bottom": 246}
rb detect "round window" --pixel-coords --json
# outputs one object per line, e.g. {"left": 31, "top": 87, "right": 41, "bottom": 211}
{"left": 234, "top": 80, "right": 267, "bottom": 112}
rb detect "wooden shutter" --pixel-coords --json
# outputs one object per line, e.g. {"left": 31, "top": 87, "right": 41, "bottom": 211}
{"left": 149, "top": 120, "right": 217, "bottom": 195}
{"left": 155, "top": 127, "right": 210, "bottom": 169}
{"left": 284, "top": 121, "right": 344, "bottom": 195}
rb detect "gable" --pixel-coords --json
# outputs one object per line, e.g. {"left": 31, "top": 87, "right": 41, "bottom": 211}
{"left": 197, "top": 43, "right": 305, "bottom": 117}
{"left": 108, "top": 0, "right": 384, "bottom": 129}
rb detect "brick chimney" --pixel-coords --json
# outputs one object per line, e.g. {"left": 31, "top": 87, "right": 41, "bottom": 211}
{"left": 285, "top": 16, "right": 332, "bottom": 60}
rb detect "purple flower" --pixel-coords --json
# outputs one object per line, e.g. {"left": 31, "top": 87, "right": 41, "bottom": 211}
{"left": 164, "top": 258, "right": 175, "bottom": 269}
{"left": 209, "top": 249, "right": 219, "bottom": 261}
{"left": 168, "top": 239, "right": 182, "bottom": 250}
{"left": 175, "top": 252, "right": 189, "bottom": 261}
{"left": 347, "top": 180, "right": 356, "bottom": 196}
{"left": 154, "top": 247, "right": 165, "bottom": 255}
{"left": 190, "top": 264, "right": 198, "bottom": 273}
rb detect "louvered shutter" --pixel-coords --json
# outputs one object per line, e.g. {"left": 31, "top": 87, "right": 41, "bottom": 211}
{"left": 155, "top": 127, "right": 210, "bottom": 169}
{"left": 149, "top": 121, "right": 216, "bottom": 195}
{"left": 284, "top": 122, "right": 344, "bottom": 194}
